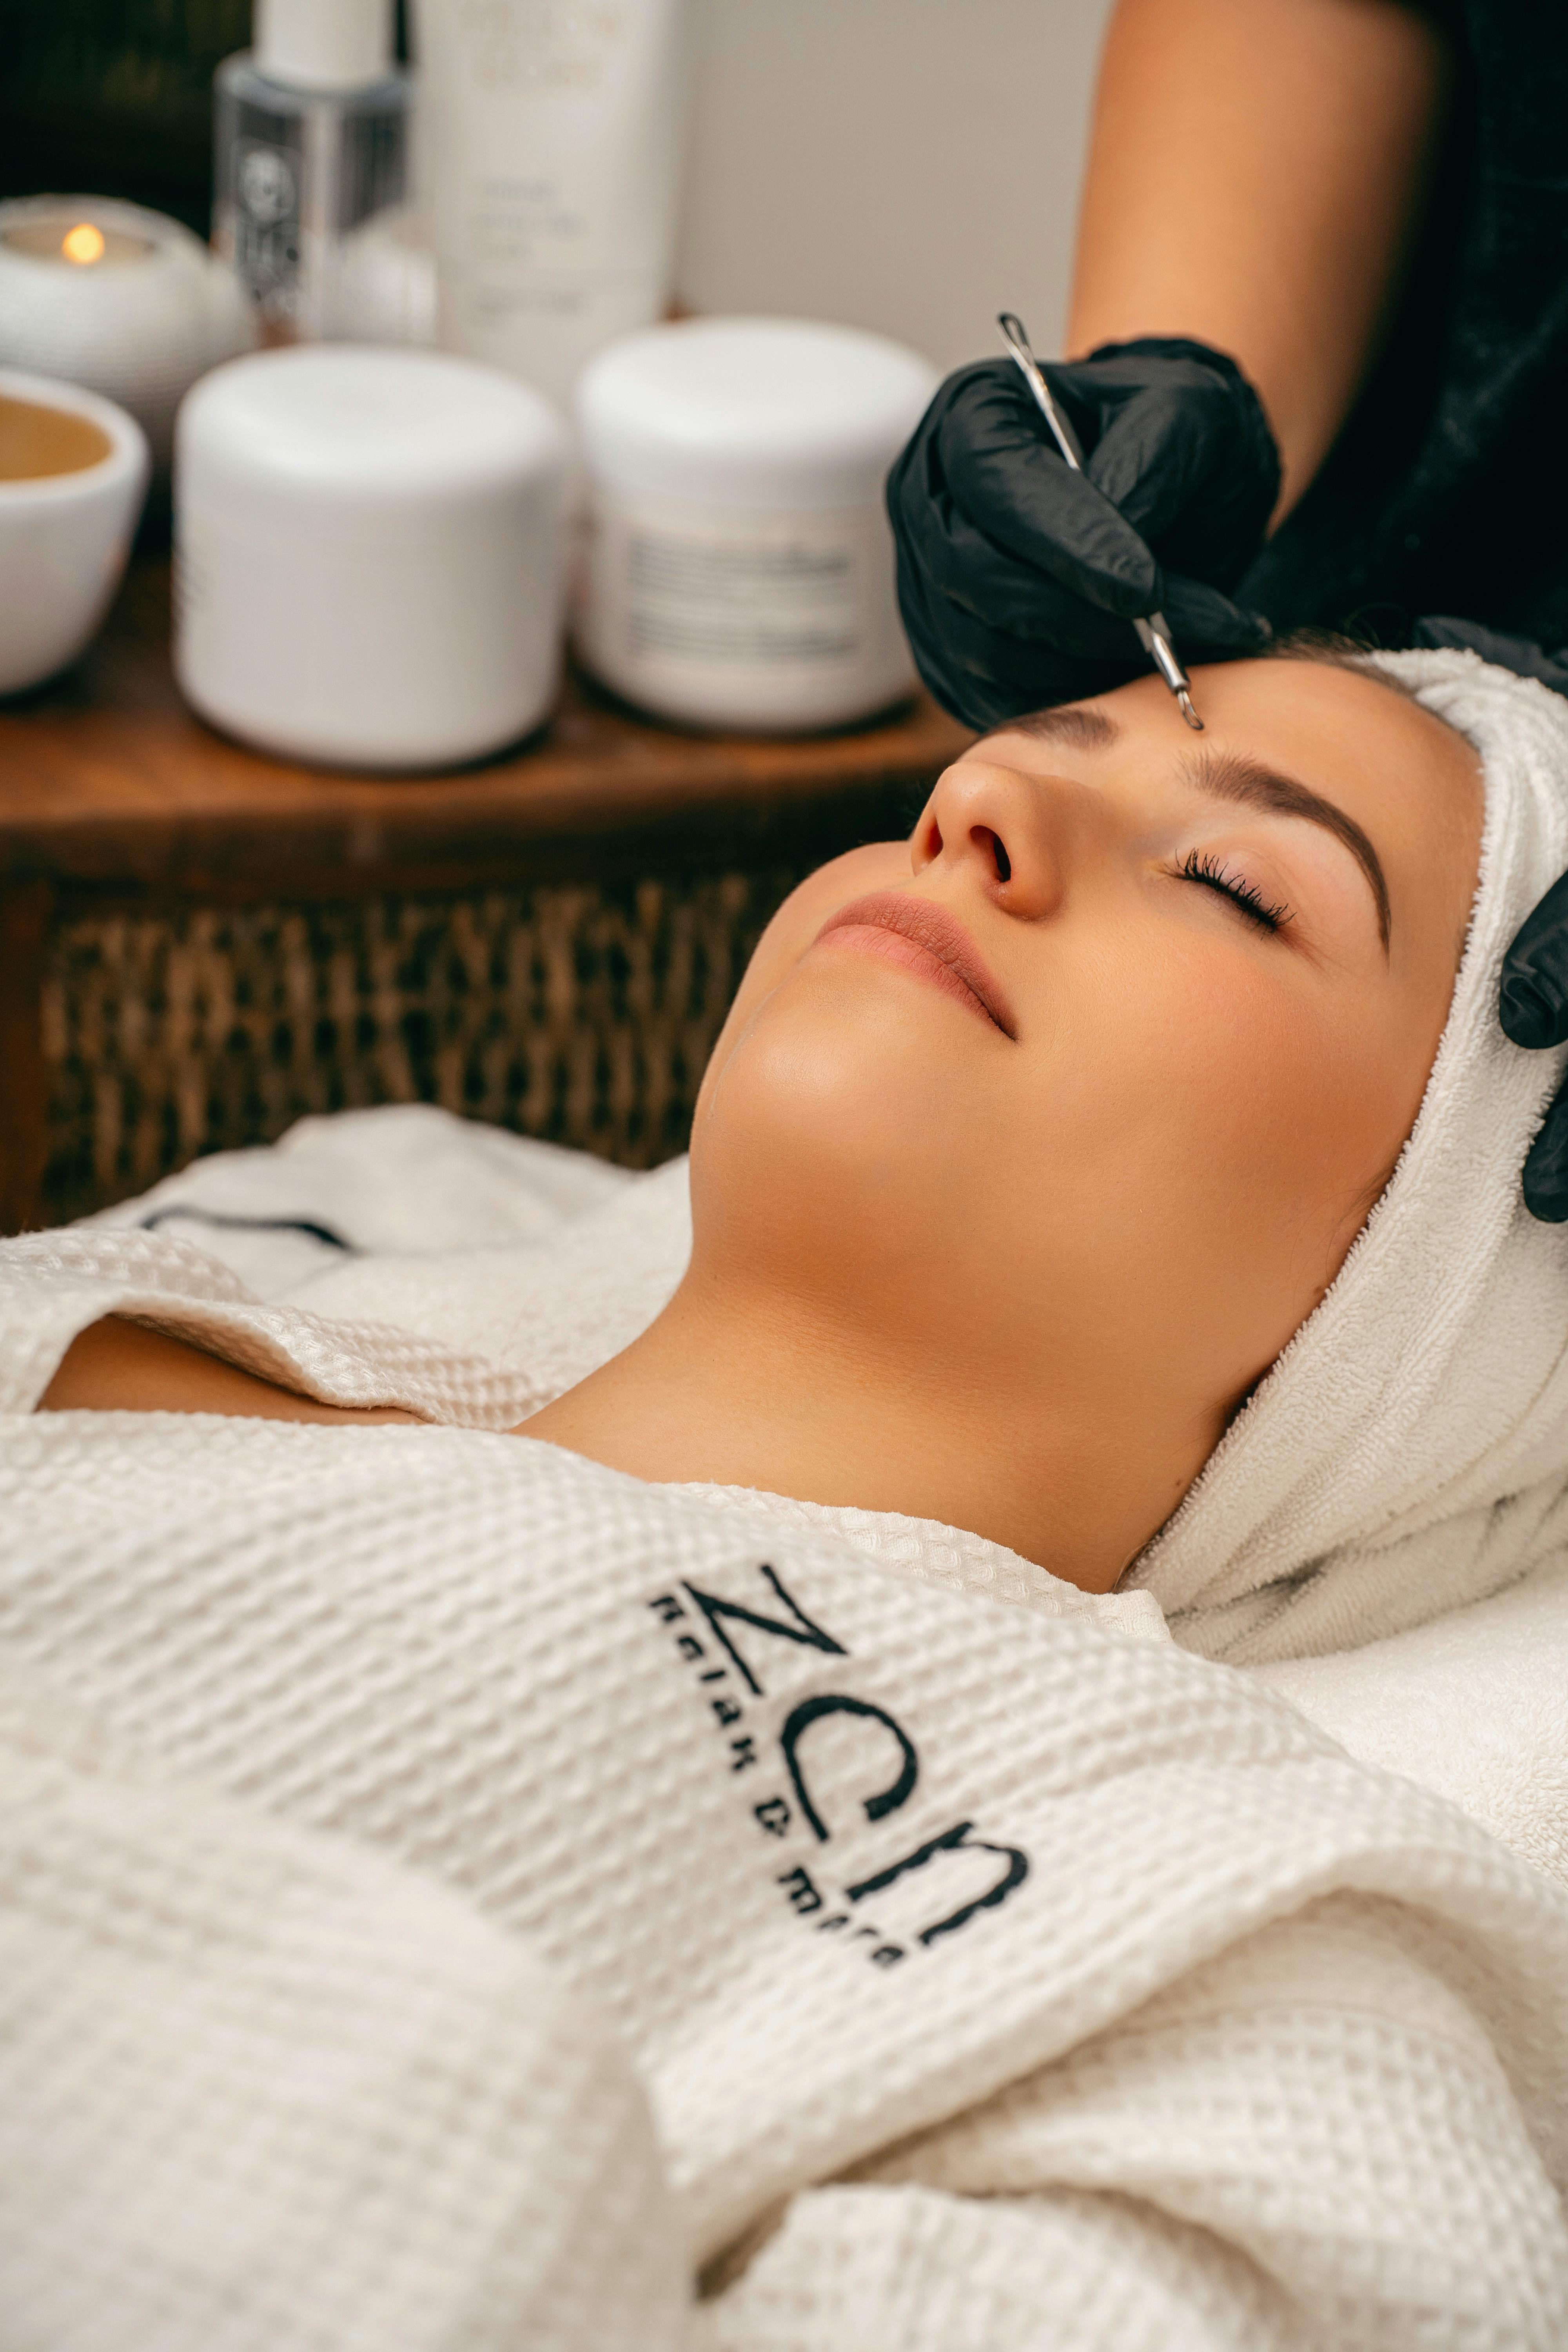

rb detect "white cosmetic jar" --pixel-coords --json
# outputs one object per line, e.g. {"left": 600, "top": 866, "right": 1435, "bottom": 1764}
{"left": 176, "top": 347, "right": 568, "bottom": 770}
{"left": 0, "top": 368, "right": 150, "bottom": 697}
{"left": 575, "top": 318, "right": 939, "bottom": 732}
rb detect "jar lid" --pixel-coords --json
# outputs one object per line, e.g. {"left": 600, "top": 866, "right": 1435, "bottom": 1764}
{"left": 178, "top": 347, "right": 566, "bottom": 532}
{"left": 255, "top": 0, "right": 393, "bottom": 90}
{"left": 577, "top": 318, "right": 939, "bottom": 510}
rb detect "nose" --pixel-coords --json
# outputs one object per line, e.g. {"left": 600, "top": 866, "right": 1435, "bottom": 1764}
{"left": 911, "top": 752, "right": 1094, "bottom": 920}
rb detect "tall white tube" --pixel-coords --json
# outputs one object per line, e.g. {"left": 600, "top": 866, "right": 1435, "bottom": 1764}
{"left": 412, "top": 0, "right": 691, "bottom": 418}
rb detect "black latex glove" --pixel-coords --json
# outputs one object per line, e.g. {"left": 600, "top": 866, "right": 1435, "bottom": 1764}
{"left": 886, "top": 337, "right": 1281, "bottom": 731}
{"left": 1411, "top": 619, "right": 1568, "bottom": 1221}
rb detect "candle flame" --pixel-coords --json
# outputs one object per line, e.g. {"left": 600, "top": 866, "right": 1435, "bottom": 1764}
{"left": 61, "top": 223, "right": 105, "bottom": 266}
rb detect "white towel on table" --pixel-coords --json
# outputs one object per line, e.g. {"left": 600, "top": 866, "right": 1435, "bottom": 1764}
{"left": 1255, "top": 1552, "right": 1568, "bottom": 1886}
{"left": 87, "top": 1102, "right": 690, "bottom": 1407}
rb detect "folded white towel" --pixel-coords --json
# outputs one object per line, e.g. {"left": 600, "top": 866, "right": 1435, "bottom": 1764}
{"left": 93, "top": 1100, "right": 633, "bottom": 1291}
{"left": 88, "top": 1102, "right": 691, "bottom": 1403}
{"left": 1127, "top": 652, "right": 1568, "bottom": 1662}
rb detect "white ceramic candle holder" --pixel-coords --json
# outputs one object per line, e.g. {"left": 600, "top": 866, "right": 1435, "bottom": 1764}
{"left": 0, "top": 196, "right": 255, "bottom": 469}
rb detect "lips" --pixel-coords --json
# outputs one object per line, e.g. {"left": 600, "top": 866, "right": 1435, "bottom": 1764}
{"left": 814, "top": 891, "right": 1017, "bottom": 1037}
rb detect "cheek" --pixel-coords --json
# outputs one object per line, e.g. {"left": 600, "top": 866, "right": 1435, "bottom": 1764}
{"left": 1148, "top": 967, "right": 1415, "bottom": 1240}
{"left": 1019, "top": 943, "right": 1418, "bottom": 1372}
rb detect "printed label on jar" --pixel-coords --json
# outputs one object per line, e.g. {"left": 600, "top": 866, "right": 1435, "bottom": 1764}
{"left": 234, "top": 136, "right": 304, "bottom": 321}
{"left": 624, "top": 527, "right": 861, "bottom": 668}
{"left": 581, "top": 488, "right": 913, "bottom": 728}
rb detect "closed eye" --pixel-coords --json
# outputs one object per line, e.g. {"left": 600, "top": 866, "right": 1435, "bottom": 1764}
{"left": 1176, "top": 848, "right": 1293, "bottom": 936}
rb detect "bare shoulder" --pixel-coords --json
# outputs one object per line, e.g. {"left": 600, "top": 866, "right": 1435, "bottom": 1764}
{"left": 39, "top": 1317, "right": 421, "bottom": 1426}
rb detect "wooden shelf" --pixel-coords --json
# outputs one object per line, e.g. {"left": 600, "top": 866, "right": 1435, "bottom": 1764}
{"left": 0, "top": 563, "right": 971, "bottom": 900}
{"left": 0, "top": 559, "right": 970, "bottom": 1232}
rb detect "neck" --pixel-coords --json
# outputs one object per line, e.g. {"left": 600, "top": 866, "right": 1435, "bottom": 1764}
{"left": 516, "top": 1259, "right": 1211, "bottom": 1594}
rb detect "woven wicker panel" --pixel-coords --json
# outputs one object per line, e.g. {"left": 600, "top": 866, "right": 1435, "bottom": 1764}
{"left": 41, "top": 866, "right": 810, "bottom": 1221}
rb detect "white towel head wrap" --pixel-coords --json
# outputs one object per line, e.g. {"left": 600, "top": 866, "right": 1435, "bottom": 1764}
{"left": 1128, "top": 650, "right": 1568, "bottom": 1663}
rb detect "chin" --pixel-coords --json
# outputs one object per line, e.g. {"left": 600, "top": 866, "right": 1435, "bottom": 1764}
{"left": 691, "top": 975, "right": 973, "bottom": 1279}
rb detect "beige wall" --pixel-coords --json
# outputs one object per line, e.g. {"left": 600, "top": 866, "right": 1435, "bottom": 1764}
{"left": 676, "top": 0, "right": 1115, "bottom": 373}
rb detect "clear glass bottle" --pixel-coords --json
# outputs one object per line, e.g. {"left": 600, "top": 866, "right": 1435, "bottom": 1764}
{"left": 213, "top": 0, "right": 412, "bottom": 346}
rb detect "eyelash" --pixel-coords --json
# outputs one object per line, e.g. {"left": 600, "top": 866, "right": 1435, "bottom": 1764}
{"left": 1175, "top": 849, "right": 1293, "bottom": 935}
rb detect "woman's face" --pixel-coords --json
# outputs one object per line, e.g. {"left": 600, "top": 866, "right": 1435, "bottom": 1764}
{"left": 690, "top": 658, "right": 1482, "bottom": 1573}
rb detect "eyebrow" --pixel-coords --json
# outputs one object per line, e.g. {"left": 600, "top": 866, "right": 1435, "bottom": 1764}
{"left": 995, "top": 704, "right": 1392, "bottom": 949}
{"left": 1189, "top": 746, "right": 1391, "bottom": 950}
{"left": 1005, "top": 706, "right": 1117, "bottom": 751}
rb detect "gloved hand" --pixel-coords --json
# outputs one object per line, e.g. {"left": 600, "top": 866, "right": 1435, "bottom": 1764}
{"left": 886, "top": 336, "right": 1282, "bottom": 731}
{"left": 1412, "top": 619, "right": 1568, "bottom": 1222}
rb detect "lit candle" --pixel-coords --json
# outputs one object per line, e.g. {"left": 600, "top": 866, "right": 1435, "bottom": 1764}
{"left": 0, "top": 196, "right": 254, "bottom": 468}
{"left": 64, "top": 222, "right": 107, "bottom": 267}
{"left": 0, "top": 218, "right": 157, "bottom": 269}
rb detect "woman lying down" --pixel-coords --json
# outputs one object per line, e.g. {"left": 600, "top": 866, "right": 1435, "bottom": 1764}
{"left": 5, "top": 648, "right": 1568, "bottom": 2351}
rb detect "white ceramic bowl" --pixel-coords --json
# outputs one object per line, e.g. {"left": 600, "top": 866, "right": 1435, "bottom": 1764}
{"left": 0, "top": 368, "right": 150, "bottom": 697}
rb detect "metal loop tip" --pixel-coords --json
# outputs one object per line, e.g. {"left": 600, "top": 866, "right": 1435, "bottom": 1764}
{"left": 1177, "top": 689, "right": 1204, "bottom": 731}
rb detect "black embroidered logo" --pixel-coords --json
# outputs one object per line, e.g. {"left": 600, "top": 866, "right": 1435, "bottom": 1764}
{"left": 646, "top": 1561, "right": 1029, "bottom": 1969}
